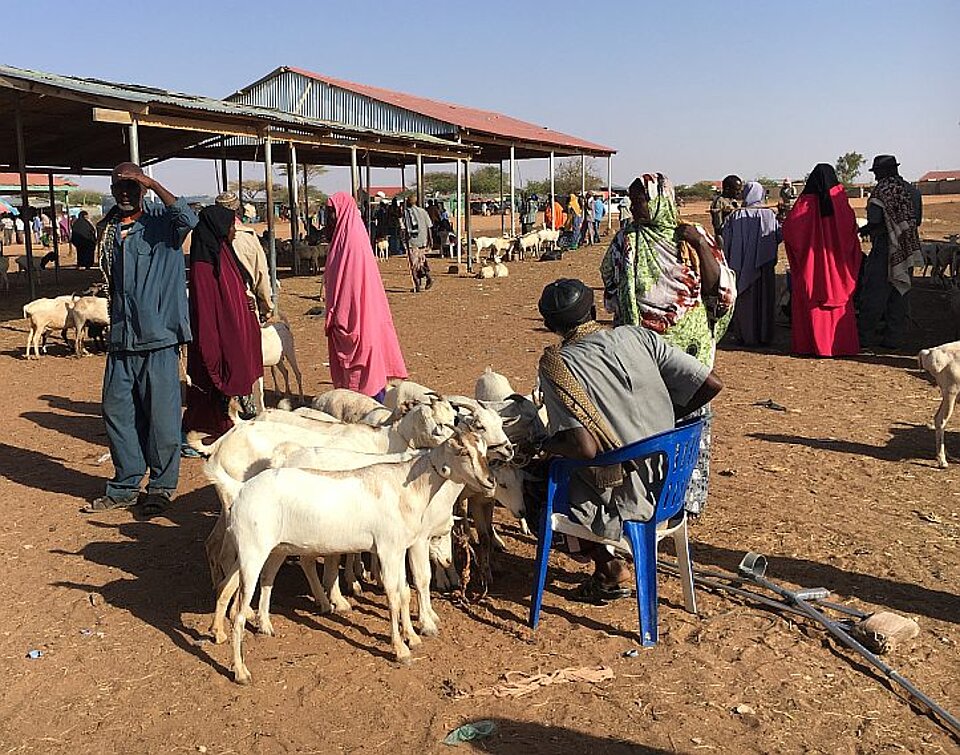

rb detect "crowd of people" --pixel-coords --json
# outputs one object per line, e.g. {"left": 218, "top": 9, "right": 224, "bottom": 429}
{"left": 702, "top": 156, "right": 922, "bottom": 356}
{"left": 64, "top": 154, "right": 925, "bottom": 605}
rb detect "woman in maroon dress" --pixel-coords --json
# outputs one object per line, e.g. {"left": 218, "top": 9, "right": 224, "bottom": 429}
{"left": 181, "top": 204, "right": 263, "bottom": 440}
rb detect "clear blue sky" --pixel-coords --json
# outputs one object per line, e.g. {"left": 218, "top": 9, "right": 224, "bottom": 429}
{"left": 5, "top": 0, "right": 958, "bottom": 195}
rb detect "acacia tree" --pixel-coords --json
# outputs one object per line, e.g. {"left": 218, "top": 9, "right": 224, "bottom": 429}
{"left": 835, "top": 152, "right": 865, "bottom": 186}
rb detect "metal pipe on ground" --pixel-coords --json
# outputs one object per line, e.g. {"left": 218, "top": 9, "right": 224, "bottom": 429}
{"left": 737, "top": 552, "right": 960, "bottom": 739}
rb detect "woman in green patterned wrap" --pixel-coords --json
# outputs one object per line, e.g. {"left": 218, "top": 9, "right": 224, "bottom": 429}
{"left": 600, "top": 173, "right": 736, "bottom": 515}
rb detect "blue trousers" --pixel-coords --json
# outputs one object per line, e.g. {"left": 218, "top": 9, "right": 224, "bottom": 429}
{"left": 102, "top": 345, "right": 182, "bottom": 499}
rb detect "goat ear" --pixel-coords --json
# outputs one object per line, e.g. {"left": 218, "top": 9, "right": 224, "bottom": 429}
{"left": 502, "top": 415, "right": 521, "bottom": 427}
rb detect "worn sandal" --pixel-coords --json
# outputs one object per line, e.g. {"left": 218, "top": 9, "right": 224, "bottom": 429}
{"left": 571, "top": 575, "right": 631, "bottom": 605}
{"left": 84, "top": 495, "right": 139, "bottom": 513}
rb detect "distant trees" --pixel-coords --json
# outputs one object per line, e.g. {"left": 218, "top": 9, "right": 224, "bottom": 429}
{"left": 835, "top": 152, "right": 866, "bottom": 187}
{"left": 420, "top": 158, "right": 605, "bottom": 198}
{"left": 675, "top": 181, "right": 717, "bottom": 201}
{"left": 68, "top": 189, "right": 104, "bottom": 206}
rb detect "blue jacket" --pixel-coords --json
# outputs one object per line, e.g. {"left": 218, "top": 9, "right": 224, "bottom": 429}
{"left": 106, "top": 197, "right": 199, "bottom": 352}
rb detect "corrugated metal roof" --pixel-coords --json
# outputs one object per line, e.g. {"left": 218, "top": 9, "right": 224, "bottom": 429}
{"left": 230, "top": 69, "right": 452, "bottom": 139}
{"left": 235, "top": 66, "right": 615, "bottom": 157}
{"left": 0, "top": 64, "right": 466, "bottom": 150}
{"left": 919, "top": 170, "right": 960, "bottom": 182}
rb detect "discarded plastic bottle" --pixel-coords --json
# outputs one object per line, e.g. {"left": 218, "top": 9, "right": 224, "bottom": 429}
{"left": 443, "top": 720, "right": 497, "bottom": 746}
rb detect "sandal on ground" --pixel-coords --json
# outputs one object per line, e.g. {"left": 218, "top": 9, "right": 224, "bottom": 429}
{"left": 84, "top": 494, "right": 139, "bottom": 513}
{"left": 139, "top": 493, "right": 170, "bottom": 518}
{"left": 571, "top": 575, "right": 631, "bottom": 605}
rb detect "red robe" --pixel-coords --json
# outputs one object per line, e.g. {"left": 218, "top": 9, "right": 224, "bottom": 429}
{"left": 783, "top": 187, "right": 862, "bottom": 357}
{"left": 182, "top": 243, "right": 263, "bottom": 436}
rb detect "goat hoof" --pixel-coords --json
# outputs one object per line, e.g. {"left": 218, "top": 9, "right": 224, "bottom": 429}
{"left": 937, "top": 460, "right": 949, "bottom": 469}
{"left": 420, "top": 625, "right": 439, "bottom": 638}
{"left": 211, "top": 629, "right": 228, "bottom": 645}
{"left": 395, "top": 650, "right": 412, "bottom": 665}
{"left": 234, "top": 669, "right": 253, "bottom": 685}
{"left": 332, "top": 598, "right": 352, "bottom": 612}
{"left": 258, "top": 621, "right": 275, "bottom": 637}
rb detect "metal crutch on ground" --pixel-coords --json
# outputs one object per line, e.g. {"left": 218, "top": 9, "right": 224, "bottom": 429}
{"left": 735, "top": 551, "right": 960, "bottom": 739}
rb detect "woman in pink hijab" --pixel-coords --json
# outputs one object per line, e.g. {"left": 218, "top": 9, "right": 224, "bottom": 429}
{"left": 324, "top": 192, "right": 407, "bottom": 399}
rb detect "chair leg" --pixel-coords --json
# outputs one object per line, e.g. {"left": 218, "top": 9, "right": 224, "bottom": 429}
{"left": 672, "top": 516, "right": 698, "bottom": 615}
{"left": 528, "top": 512, "right": 554, "bottom": 629}
{"left": 625, "top": 521, "right": 659, "bottom": 647}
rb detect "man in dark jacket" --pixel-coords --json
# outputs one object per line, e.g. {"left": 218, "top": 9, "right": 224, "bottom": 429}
{"left": 86, "top": 163, "right": 198, "bottom": 516}
{"left": 857, "top": 154, "right": 923, "bottom": 350}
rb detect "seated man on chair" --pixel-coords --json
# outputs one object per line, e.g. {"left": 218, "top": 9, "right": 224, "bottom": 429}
{"left": 535, "top": 278, "right": 723, "bottom": 602}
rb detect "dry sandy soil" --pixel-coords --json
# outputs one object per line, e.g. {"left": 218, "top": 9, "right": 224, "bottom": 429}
{"left": 0, "top": 202, "right": 957, "bottom": 754}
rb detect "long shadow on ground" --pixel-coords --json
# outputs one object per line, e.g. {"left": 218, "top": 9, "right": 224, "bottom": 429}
{"left": 51, "top": 485, "right": 231, "bottom": 676}
{"left": 748, "top": 421, "right": 949, "bottom": 464}
{"left": 453, "top": 718, "right": 673, "bottom": 754}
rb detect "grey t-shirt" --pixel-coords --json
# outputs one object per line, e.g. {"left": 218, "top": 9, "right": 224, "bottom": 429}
{"left": 539, "top": 326, "right": 709, "bottom": 539}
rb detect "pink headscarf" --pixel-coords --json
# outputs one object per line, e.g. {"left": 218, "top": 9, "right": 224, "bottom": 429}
{"left": 324, "top": 192, "right": 407, "bottom": 395}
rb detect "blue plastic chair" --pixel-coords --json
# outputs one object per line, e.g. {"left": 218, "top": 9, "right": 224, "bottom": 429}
{"left": 529, "top": 419, "right": 704, "bottom": 646}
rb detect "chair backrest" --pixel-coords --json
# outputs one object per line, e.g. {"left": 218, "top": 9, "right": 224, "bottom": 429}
{"left": 549, "top": 419, "right": 704, "bottom": 524}
{"left": 648, "top": 420, "right": 703, "bottom": 523}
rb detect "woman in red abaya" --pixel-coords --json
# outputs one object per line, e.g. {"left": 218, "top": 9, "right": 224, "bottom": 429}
{"left": 324, "top": 192, "right": 407, "bottom": 400}
{"left": 181, "top": 204, "right": 263, "bottom": 439}
{"left": 783, "top": 164, "right": 862, "bottom": 357}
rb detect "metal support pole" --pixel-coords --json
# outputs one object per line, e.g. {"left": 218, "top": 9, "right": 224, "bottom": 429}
{"left": 264, "top": 135, "right": 278, "bottom": 306}
{"left": 607, "top": 155, "right": 613, "bottom": 232}
{"left": 350, "top": 146, "right": 359, "bottom": 200}
{"left": 416, "top": 153, "right": 423, "bottom": 207}
{"left": 509, "top": 145, "right": 516, "bottom": 237}
{"left": 128, "top": 117, "right": 140, "bottom": 164}
{"left": 549, "top": 151, "right": 556, "bottom": 231}
{"left": 289, "top": 145, "right": 300, "bottom": 243}
{"left": 47, "top": 173, "right": 60, "bottom": 284}
{"left": 220, "top": 140, "right": 228, "bottom": 194}
{"left": 237, "top": 160, "right": 243, "bottom": 207}
{"left": 465, "top": 162, "right": 473, "bottom": 273}
{"left": 580, "top": 154, "right": 586, "bottom": 198}
{"left": 14, "top": 101, "right": 36, "bottom": 300}
{"left": 499, "top": 160, "right": 505, "bottom": 236}
{"left": 288, "top": 144, "right": 300, "bottom": 275}
{"left": 400, "top": 162, "right": 406, "bottom": 193}
{"left": 365, "top": 150, "right": 372, "bottom": 239}
{"left": 455, "top": 159, "right": 462, "bottom": 265}
{"left": 302, "top": 162, "right": 310, "bottom": 233}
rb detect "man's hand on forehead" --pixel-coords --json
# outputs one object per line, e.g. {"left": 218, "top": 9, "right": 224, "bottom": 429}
{"left": 112, "top": 163, "right": 151, "bottom": 187}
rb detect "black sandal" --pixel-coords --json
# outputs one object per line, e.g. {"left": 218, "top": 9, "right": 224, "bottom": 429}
{"left": 571, "top": 575, "right": 631, "bottom": 605}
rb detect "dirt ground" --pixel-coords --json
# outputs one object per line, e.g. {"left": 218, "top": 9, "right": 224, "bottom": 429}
{"left": 0, "top": 201, "right": 958, "bottom": 755}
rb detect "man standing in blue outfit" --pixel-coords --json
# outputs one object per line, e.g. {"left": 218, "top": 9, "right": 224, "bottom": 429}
{"left": 85, "top": 163, "right": 198, "bottom": 517}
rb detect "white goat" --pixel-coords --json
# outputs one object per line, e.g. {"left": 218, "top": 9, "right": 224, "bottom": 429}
{"left": 375, "top": 238, "right": 389, "bottom": 262}
{"left": 919, "top": 340, "right": 960, "bottom": 468}
{"left": 383, "top": 379, "right": 442, "bottom": 410}
{"left": 218, "top": 428, "right": 494, "bottom": 682}
{"left": 312, "top": 388, "right": 394, "bottom": 425}
{"left": 538, "top": 228, "right": 560, "bottom": 251}
{"left": 22, "top": 294, "right": 73, "bottom": 359}
{"left": 67, "top": 296, "right": 109, "bottom": 356}
{"left": 254, "top": 321, "right": 304, "bottom": 412}
{"left": 518, "top": 231, "right": 540, "bottom": 260}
